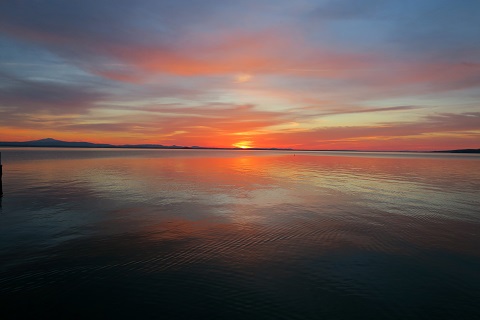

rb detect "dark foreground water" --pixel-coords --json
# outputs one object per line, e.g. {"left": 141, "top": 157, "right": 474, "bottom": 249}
{"left": 0, "top": 148, "right": 479, "bottom": 319}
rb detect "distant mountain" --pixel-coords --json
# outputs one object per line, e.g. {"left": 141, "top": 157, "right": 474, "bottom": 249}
{"left": 0, "top": 138, "right": 114, "bottom": 148}
{"left": 0, "top": 138, "right": 187, "bottom": 149}
{"left": 0, "top": 138, "right": 291, "bottom": 150}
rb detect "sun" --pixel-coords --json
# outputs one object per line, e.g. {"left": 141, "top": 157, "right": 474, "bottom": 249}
{"left": 232, "top": 141, "right": 253, "bottom": 149}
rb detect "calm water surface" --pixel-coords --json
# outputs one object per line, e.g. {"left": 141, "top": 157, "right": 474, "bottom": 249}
{"left": 1, "top": 148, "right": 479, "bottom": 319}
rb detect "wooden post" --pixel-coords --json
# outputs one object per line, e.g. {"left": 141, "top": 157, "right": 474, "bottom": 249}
{"left": 0, "top": 151, "right": 3, "bottom": 197}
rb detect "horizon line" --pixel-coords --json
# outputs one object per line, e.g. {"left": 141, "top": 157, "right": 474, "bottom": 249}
{"left": 0, "top": 138, "right": 479, "bottom": 154}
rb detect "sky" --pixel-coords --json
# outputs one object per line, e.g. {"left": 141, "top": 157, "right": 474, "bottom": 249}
{"left": 0, "top": 0, "right": 479, "bottom": 150}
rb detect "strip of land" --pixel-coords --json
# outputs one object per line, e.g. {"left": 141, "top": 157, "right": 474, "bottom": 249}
{"left": 0, "top": 138, "right": 478, "bottom": 153}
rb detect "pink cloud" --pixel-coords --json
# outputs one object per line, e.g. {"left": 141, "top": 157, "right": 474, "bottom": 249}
{"left": 252, "top": 112, "right": 480, "bottom": 150}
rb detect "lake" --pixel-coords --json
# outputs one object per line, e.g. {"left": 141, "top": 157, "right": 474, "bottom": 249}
{"left": 0, "top": 148, "right": 479, "bottom": 319}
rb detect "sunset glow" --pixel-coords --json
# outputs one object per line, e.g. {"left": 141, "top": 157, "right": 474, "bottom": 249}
{"left": 0, "top": 1, "right": 479, "bottom": 150}
{"left": 232, "top": 141, "right": 253, "bottom": 149}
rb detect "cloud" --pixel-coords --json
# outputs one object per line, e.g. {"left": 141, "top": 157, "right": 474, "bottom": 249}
{"left": 0, "top": 72, "right": 104, "bottom": 115}
{"left": 252, "top": 112, "right": 480, "bottom": 150}
{"left": 0, "top": 0, "right": 374, "bottom": 80}
{"left": 388, "top": 0, "right": 480, "bottom": 61}
{"left": 10, "top": 103, "right": 292, "bottom": 145}
{"left": 310, "top": 0, "right": 386, "bottom": 20}
{"left": 0, "top": 0, "right": 479, "bottom": 150}
{"left": 2, "top": 0, "right": 477, "bottom": 99}
{"left": 300, "top": 105, "right": 422, "bottom": 118}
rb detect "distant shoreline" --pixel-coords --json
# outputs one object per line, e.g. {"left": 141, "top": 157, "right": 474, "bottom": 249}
{"left": 0, "top": 139, "right": 479, "bottom": 154}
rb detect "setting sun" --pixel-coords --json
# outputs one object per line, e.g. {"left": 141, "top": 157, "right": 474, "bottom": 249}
{"left": 232, "top": 141, "right": 253, "bottom": 149}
